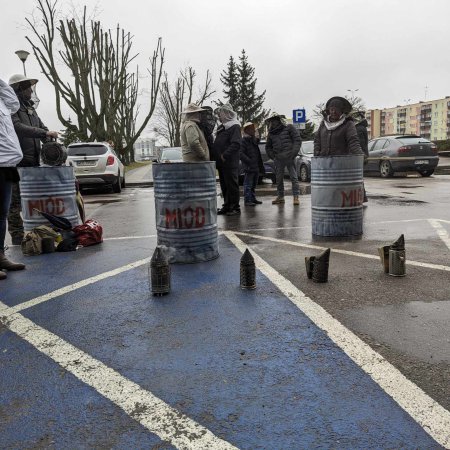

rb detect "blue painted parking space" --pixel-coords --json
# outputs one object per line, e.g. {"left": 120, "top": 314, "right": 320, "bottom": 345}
{"left": 1, "top": 235, "right": 441, "bottom": 448}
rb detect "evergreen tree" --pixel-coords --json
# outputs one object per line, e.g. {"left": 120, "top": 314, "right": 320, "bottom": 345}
{"left": 220, "top": 56, "right": 239, "bottom": 110}
{"left": 300, "top": 120, "right": 316, "bottom": 140}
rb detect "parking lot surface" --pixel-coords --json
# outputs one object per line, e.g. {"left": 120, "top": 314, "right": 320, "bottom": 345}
{"left": 1, "top": 175, "right": 450, "bottom": 448}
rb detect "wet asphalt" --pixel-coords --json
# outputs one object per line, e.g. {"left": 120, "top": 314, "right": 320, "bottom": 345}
{"left": 1, "top": 172, "right": 450, "bottom": 448}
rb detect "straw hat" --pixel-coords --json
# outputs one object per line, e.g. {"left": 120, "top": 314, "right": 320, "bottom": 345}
{"left": 182, "top": 103, "right": 205, "bottom": 114}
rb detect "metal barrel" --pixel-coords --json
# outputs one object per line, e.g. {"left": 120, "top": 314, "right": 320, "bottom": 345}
{"left": 153, "top": 162, "right": 218, "bottom": 264}
{"left": 18, "top": 167, "right": 80, "bottom": 232}
{"left": 311, "top": 155, "right": 364, "bottom": 237}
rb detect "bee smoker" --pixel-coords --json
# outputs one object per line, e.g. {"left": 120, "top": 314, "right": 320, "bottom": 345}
{"left": 389, "top": 234, "right": 406, "bottom": 277}
{"left": 311, "top": 248, "right": 331, "bottom": 283}
{"left": 240, "top": 248, "right": 256, "bottom": 289}
{"left": 150, "top": 246, "right": 171, "bottom": 296}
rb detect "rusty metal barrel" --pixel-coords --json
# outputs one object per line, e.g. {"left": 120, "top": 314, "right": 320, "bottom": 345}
{"left": 18, "top": 166, "right": 80, "bottom": 232}
{"left": 153, "top": 162, "right": 218, "bottom": 263}
{"left": 311, "top": 155, "right": 364, "bottom": 237}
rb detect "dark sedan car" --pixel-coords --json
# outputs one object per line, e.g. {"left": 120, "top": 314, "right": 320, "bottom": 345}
{"left": 365, "top": 135, "right": 439, "bottom": 178}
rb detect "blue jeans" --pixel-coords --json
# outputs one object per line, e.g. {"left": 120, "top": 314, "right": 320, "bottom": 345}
{"left": 0, "top": 178, "right": 13, "bottom": 251}
{"left": 275, "top": 159, "right": 299, "bottom": 196}
{"left": 243, "top": 171, "right": 258, "bottom": 203}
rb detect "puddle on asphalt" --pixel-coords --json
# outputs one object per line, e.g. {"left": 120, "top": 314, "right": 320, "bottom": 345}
{"left": 344, "top": 300, "right": 450, "bottom": 363}
{"left": 368, "top": 195, "right": 427, "bottom": 205}
{"left": 393, "top": 185, "right": 424, "bottom": 189}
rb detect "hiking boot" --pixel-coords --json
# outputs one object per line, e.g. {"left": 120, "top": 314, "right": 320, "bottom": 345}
{"left": 226, "top": 209, "right": 241, "bottom": 216}
{"left": 217, "top": 208, "right": 228, "bottom": 215}
{"left": 244, "top": 202, "right": 256, "bottom": 206}
{"left": 0, "top": 254, "right": 26, "bottom": 271}
{"left": 253, "top": 199, "right": 263, "bottom": 204}
{"left": 272, "top": 197, "right": 285, "bottom": 204}
{"left": 11, "top": 235, "right": 24, "bottom": 246}
{"left": 0, "top": 270, "right": 6, "bottom": 280}
{"left": 293, "top": 196, "right": 300, "bottom": 205}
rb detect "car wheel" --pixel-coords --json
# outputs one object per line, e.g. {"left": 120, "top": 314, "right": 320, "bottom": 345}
{"left": 418, "top": 169, "right": 434, "bottom": 177}
{"left": 379, "top": 160, "right": 394, "bottom": 178}
{"left": 299, "top": 165, "right": 310, "bottom": 182}
{"left": 112, "top": 173, "right": 122, "bottom": 193}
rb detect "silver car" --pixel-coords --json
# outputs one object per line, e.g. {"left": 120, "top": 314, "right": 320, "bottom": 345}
{"left": 67, "top": 142, "right": 125, "bottom": 192}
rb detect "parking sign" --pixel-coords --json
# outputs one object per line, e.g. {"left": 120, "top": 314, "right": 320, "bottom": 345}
{"left": 293, "top": 109, "right": 306, "bottom": 124}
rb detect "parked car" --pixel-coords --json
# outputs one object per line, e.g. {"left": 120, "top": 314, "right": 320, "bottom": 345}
{"left": 297, "top": 140, "right": 314, "bottom": 182}
{"left": 156, "top": 147, "right": 183, "bottom": 163}
{"left": 365, "top": 135, "right": 439, "bottom": 178}
{"left": 67, "top": 142, "right": 125, "bottom": 193}
{"left": 239, "top": 140, "right": 276, "bottom": 184}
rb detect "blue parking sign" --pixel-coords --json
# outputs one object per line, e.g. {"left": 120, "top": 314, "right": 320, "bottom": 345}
{"left": 293, "top": 109, "right": 306, "bottom": 123}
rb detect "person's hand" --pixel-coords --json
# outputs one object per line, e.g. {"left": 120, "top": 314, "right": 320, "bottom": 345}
{"left": 46, "top": 131, "right": 58, "bottom": 138}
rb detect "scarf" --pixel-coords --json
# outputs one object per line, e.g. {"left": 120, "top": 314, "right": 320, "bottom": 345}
{"left": 323, "top": 114, "right": 346, "bottom": 131}
{"left": 223, "top": 119, "right": 241, "bottom": 130}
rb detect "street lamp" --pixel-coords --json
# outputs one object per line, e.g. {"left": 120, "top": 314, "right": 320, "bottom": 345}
{"left": 347, "top": 88, "right": 359, "bottom": 98}
{"left": 403, "top": 98, "right": 411, "bottom": 105}
{"left": 15, "top": 50, "right": 30, "bottom": 76}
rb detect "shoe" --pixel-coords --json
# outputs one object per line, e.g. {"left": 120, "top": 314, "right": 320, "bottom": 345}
{"left": 11, "top": 235, "right": 24, "bottom": 246}
{"left": 226, "top": 209, "right": 241, "bottom": 216}
{"left": 253, "top": 199, "right": 262, "bottom": 204}
{"left": 0, "top": 254, "right": 25, "bottom": 271}
{"left": 272, "top": 197, "right": 285, "bottom": 204}
{"left": 293, "top": 196, "right": 300, "bottom": 205}
{"left": 0, "top": 270, "right": 6, "bottom": 280}
{"left": 245, "top": 202, "right": 256, "bottom": 206}
{"left": 217, "top": 208, "right": 228, "bottom": 215}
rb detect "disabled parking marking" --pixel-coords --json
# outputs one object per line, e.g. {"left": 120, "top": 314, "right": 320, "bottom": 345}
{"left": 224, "top": 230, "right": 450, "bottom": 447}
{"left": 0, "top": 301, "right": 237, "bottom": 450}
{"left": 234, "top": 230, "right": 450, "bottom": 272}
{"left": 428, "top": 219, "right": 450, "bottom": 251}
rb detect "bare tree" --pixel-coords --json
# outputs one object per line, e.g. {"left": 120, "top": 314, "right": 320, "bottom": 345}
{"left": 26, "top": 0, "right": 164, "bottom": 163}
{"left": 154, "top": 67, "right": 215, "bottom": 147}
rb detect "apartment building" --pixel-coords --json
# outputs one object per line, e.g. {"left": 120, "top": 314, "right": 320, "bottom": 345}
{"left": 367, "top": 96, "right": 450, "bottom": 141}
{"left": 133, "top": 137, "right": 157, "bottom": 160}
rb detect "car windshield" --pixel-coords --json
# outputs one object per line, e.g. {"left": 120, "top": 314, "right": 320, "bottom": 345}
{"left": 68, "top": 145, "right": 108, "bottom": 156}
{"left": 161, "top": 148, "right": 182, "bottom": 160}
{"left": 396, "top": 137, "right": 431, "bottom": 145}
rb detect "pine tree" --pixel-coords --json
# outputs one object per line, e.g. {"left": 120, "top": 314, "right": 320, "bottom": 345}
{"left": 236, "top": 50, "right": 268, "bottom": 125}
{"left": 300, "top": 120, "right": 316, "bottom": 141}
{"left": 220, "top": 56, "right": 239, "bottom": 110}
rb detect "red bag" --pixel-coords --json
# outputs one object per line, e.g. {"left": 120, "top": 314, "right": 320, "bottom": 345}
{"left": 72, "top": 219, "right": 103, "bottom": 247}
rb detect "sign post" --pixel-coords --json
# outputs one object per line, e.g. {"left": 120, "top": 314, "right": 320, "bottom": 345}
{"left": 293, "top": 108, "right": 306, "bottom": 130}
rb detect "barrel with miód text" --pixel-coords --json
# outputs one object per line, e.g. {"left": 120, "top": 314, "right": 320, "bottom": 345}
{"left": 311, "top": 155, "right": 364, "bottom": 237}
{"left": 19, "top": 166, "right": 80, "bottom": 232}
{"left": 153, "top": 162, "right": 218, "bottom": 263}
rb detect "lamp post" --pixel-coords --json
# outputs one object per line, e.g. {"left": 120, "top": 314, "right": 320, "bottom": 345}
{"left": 15, "top": 50, "right": 30, "bottom": 76}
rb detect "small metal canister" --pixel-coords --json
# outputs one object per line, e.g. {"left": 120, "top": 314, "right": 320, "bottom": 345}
{"left": 150, "top": 246, "right": 171, "bottom": 296}
{"left": 312, "top": 248, "right": 330, "bottom": 283}
{"left": 240, "top": 248, "right": 256, "bottom": 289}
{"left": 389, "top": 249, "right": 406, "bottom": 277}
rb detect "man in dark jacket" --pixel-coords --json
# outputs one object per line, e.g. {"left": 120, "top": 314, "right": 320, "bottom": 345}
{"left": 212, "top": 104, "right": 241, "bottom": 216}
{"left": 240, "top": 122, "right": 264, "bottom": 206}
{"left": 266, "top": 113, "right": 302, "bottom": 205}
{"left": 8, "top": 74, "right": 58, "bottom": 244}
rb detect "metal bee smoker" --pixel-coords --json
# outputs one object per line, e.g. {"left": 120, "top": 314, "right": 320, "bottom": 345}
{"left": 311, "top": 248, "right": 330, "bottom": 283}
{"left": 389, "top": 234, "right": 406, "bottom": 277}
{"left": 150, "top": 246, "right": 171, "bottom": 296}
{"left": 240, "top": 248, "right": 256, "bottom": 289}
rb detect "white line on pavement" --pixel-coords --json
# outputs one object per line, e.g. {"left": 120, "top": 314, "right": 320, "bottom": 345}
{"left": 428, "top": 219, "right": 450, "bottom": 250}
{"left": 103, "top": 235, "right": 157, "bottom": 241}
{"left": 223, "top": 230, "right": 450, "bottom": 448}
{"left": 0, "top": 302, "right": 237, "bottom": 450}
{"left": 0, "top": 258, "right": 151, "bottom": 317}
{"left": 233, "top": 231, "right": 450, "bottom": 272}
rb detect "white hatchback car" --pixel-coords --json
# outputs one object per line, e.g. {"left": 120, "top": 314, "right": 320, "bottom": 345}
{"left": 67, "top": 142, "right": 125, "bottom": 193}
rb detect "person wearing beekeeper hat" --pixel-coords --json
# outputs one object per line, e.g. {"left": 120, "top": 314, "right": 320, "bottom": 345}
{"left": 180, "top": 103, "right": 209, "bottom": 162}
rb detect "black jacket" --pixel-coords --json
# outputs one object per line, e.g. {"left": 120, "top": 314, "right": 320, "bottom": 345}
{"left": 212, "top": 124, "right": 241, "bottom": 169}
{"left": 266, "top": 124, "right": 301, "bottom": 161}
{"left": 240, "top": 135, "right": 264, "bottom": 173}
{"left": 12, "top": 100, "right": 48, "bottom": 167}
{"left": 355, "top": 119, "right": 369, "bottom": 157}
{"left": 314, "top": 117, "right": 363, "bottom": 157}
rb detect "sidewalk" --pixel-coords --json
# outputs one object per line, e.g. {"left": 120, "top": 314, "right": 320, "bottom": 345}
{"left": 125, "top": 163, "right": 153, "bottom": 186}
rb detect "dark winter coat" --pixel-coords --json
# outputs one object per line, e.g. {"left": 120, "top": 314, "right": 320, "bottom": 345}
{"left": 240, "top": 135, "right": 264, "bottom": 173}
{"left": 12, "top": 100, "right": 48, "bottom": 167}
{"left": 355, "top": 119, "right": 369, "bottom": 157}
{"left": 212, "top": 124, "right": 241, "bottom": 169}
{"left": 314, "top": 118, "right": 363, "bottom": 157}
{"left": 266, "top": 124, "right": 301, "bottom": 161}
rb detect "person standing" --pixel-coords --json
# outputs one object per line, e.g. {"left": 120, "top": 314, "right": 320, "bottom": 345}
{"left": 180, "top": 103, "right": 209, "bottom": 162}
{"left": 240, "top": 122, "right": 264, "bottom": 206}
{"left": 355, "top": 111, "right": 369, "bottom": 202}
{"left": 265, "top": 113, "right": 302, "bottom": 205}
{"left": 212, "top": 104, "right": 241, "bottom": 216}
{"left": 198, "top": 105, "right": 216, "bottom": 155}
{"left": 7, "top": 74, "right": 59, "bottom": 245}
{"left": 0, "top": 78, "right": 26, "bottom": 279}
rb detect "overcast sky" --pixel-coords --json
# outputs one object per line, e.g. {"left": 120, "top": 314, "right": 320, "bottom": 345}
{"left": 2, "top": 0, "right": 450, "bottom": 137}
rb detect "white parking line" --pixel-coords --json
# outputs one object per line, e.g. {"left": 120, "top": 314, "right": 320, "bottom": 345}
{"left": 103, "top": 235, "right": 157, "bottom": 241}
{"left": 0, "top": 302, "right": 237, "bottom": 450}
{"left": 233, "top": 231, "right": 450, "bottom": 272}
{"left": 223, "top": 231, "right": 450, "bottom": 448}
{"left": 428, "top": 219, "right": 450, "bottom": 251}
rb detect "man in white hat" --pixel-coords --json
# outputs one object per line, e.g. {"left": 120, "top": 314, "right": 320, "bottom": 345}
{"left": 7, "top": 74, "right": 59, "bottom": 245}
{"left": 180, "top": 103, "right": 209, "bottom": 162}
